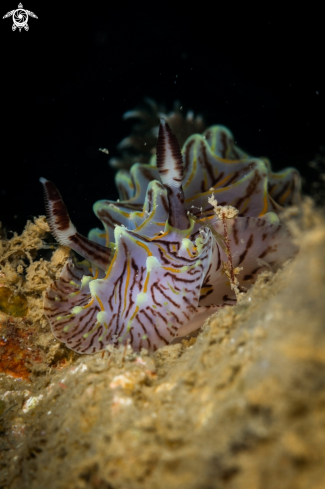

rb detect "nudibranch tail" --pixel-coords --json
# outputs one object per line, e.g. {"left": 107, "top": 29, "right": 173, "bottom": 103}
{"left": 157, "top": 119, "right": 190, "bottom": 230}
{"left": 39, "top": 177, "right": 111, "bottom": 271}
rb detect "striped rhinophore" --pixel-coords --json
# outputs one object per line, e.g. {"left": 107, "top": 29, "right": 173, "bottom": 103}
{"left": 41, "top": 108, "right": 300, "bottom": 354}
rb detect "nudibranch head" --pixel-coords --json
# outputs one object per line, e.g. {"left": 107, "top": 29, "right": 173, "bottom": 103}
{"left": 41, "top": 104, "right": 300, "bottom": 353}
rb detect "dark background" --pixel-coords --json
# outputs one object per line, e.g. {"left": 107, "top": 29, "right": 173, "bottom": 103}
{"left": 1, "top": 3, "right": 324, "bottom": 236}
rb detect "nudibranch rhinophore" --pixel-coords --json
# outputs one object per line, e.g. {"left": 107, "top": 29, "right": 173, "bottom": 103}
{"left": 40, "top": 106, "right": 301, "bottom": 354}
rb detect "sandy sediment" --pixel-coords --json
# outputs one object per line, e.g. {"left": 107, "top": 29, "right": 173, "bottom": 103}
{"left": 0, "top": 201, "right": 324, "bottom": 489}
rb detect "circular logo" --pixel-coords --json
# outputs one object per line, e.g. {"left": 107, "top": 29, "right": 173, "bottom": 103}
{"left": 12, "top": 8, "right": 28, "bottom": 30}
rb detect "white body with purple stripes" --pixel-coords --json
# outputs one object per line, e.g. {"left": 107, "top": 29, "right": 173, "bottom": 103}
{"left": 40, "top": 115, "right": 300, "bottom": 353}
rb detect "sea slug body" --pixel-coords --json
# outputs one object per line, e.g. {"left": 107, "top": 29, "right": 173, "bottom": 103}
{"left": 40, "top": 103, "right": 300, "bottom": 353}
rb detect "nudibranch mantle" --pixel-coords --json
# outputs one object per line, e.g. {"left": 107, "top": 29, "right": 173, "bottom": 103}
{"left": 41, "top": 108, "right": 300, "bottom": 353}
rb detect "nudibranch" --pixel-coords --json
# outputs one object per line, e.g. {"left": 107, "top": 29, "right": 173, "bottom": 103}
{"left": 40, "top": 108, "right": 300, "bottom": 354}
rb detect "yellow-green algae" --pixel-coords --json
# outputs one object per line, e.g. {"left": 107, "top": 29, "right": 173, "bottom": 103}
{"left": 0, "top": 287, "right": 28, "bottom": 317}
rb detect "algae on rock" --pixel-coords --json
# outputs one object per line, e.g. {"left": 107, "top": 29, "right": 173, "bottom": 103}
{"left": 0, "top": 203, "right": 325, "bottom": 489}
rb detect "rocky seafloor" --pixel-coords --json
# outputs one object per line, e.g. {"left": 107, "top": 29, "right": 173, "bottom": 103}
{"left": 0, "top": 200, "right": 324, "bottom": 489}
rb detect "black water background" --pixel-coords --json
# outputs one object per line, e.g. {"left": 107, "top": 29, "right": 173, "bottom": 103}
{"left": 1, "top": 4, "right": 324, "bottom": 236}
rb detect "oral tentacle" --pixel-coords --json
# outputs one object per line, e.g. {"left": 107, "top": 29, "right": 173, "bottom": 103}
{"left": 40, "top": 177, "right": 112, "bottom": 271}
